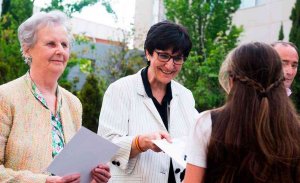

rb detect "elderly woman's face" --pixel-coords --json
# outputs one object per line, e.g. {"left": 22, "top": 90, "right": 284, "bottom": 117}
{"left": 147, "top": 48, "right": 183, "bottom": 85}
{"left": 27, "top": 24, "right": 70, "bottom": 75}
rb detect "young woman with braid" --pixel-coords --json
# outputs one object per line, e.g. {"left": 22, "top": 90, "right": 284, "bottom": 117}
{"left": 184, "top": 42, "right": 300, "bottom": 183}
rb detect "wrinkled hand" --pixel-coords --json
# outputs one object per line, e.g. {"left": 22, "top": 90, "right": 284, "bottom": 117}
{"left": 46, "top": 173, "right": 80, "bottom": 183}
{"left": 90, "top": 164, "right": 111, "bottom": 183}
{"left": 139, "top": 131, "right": 172, "bottom": 152}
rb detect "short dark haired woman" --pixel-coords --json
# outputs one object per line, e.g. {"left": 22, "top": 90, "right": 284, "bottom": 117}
{"left": 97, "top": 20, "right": 198, "bottom": 183}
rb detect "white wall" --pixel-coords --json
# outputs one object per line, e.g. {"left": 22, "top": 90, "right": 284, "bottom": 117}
{"left": 233, "top": 0, "right": 296, "bottom": 44}
{"left": 33, "top": 5, "right": 126, "bottom": 43}
{"left": 71, "top": 17, "right": 126, "bottom": 42}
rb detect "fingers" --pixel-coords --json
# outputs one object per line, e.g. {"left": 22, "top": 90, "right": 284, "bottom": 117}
{"left": 69, "top": 179, "right": 80, "bottom": 183}
{"left": 46, "top": 174, "right": 80, "bottom": 183}
{"left": 139, "top": 131, "right": 172, "bottom": 152}
{"left": 98, "top": 164, "right": 110, "bottom": 172}
{"left": 92, "top": 165, "right": 111, "bottom": 183}
{"left": 160, "top": 131, "right": 172, "bottom": 143}
{"left": 61, "top": 173, "right": 80, "bottom": 183}
{"left": 92, "top": 170, "right": 111, "bottom": 182}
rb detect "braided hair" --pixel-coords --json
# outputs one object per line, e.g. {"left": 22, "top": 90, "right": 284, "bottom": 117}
{"left": 230, "top": 73, "right": 284, "bottom": 98}
{"left": 205, "top": 42, "right": 300, "bottom": 183}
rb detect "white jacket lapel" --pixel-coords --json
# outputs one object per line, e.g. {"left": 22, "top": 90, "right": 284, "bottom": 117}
{"left": 136, "top": 70, "right": 167, "bottom": 130}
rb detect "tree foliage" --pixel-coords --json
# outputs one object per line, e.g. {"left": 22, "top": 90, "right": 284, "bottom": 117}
{"left": 278, "top": 22, "right": 284, "bottom": 40}
{"left": 42, "top": 0, "right": 115, "bottom": 17}
{"left": 78, "top": 74, "right": 107, "bottom": 132}
{"left": 289, "top": 0, "right": 300, "bottom": 47}
{"left": 1, "top": 0, "right": 32, "bottom": 23}
{"left": 0, "top": 0, "right": 32, "bottom": 84}
{"left": 164, "top": 0, "right": 242, "bottom": 111}
{"left": 289, "top": 0, "right": 300, "bottom": 110}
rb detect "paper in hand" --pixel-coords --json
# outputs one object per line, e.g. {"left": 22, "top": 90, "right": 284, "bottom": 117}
{"left": 152, "top": 137, "right": 187, "bottom": 168}
{"left": 47, "top": 127, "right": 119, "bottom": 183}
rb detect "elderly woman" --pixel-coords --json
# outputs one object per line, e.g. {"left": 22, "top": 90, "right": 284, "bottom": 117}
{"left": 97, "top": 21, "right": 198, "bottom": 183}
{"left": 0, "top": 10, "right": 110, "bottom": 183}
{"left": 184, "top": 42, "right": 300, "bottom": 182}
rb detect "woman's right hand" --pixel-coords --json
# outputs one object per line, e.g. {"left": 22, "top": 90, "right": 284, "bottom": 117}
{"left": 139, "top": 131, "right": 172, "bottom": 152}
{"left": 46, "top": 173, "right": 80, "bottom": 183}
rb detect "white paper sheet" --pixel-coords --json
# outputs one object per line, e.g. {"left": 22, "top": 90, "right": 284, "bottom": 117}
{"left": 152, "top": 137, "right": 187, "bottom": 168}
{"left": 47, "top": 127, "right": 119, "bottom": 183}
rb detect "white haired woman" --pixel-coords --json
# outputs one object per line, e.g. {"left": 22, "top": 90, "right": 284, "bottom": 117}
{"left": 0, "top": 10, "right": 110, "bottom": 183}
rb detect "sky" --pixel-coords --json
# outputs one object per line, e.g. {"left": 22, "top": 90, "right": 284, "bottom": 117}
{"left": 34, "top": 0, "right": 136, "bottom": 31}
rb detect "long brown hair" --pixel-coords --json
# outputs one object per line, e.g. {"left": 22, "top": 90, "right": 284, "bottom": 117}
{"left": 205, "top": 42, "right": 300, "bottom": 182}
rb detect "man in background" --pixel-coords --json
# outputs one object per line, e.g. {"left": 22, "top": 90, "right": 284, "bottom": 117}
{"left": 271, "top": 41, "right": 299, "bottom": 96}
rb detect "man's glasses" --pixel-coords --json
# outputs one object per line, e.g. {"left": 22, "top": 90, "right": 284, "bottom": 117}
{"left": 154, "top": 50, "right": 185, "bottom": 65}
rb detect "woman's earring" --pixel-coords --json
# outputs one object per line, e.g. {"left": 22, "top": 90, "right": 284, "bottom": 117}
{"left": 25, "top": 57, "right": 32, "bottom": 65}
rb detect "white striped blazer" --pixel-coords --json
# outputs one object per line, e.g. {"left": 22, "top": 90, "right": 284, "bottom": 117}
{"left": 97, "top": 70, "right": 198, "bottom": 183}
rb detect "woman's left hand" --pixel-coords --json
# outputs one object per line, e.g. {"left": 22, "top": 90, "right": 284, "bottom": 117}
{"left": 90, "top": 164, "right": 111, "bottom": 183}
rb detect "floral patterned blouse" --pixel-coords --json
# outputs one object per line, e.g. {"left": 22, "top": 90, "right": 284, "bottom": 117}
{"left": 26, "top": 72, "right": 65, "bottom": 158}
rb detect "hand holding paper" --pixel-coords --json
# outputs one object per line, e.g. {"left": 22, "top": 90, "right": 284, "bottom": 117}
{"left": 47, "top": 127, "right": 119, "bottom": 183}
{"left": 152, "top": 137, "right": 187, "bottom": 168}
{"left": 91, "top": 164, "right": 111, "bottom": 183}
{"left": 46, "top": 173, "right": 81, "bottom": 183}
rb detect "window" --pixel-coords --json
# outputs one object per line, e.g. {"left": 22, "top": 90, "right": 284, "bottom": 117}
{"left": 240, "top": 0, "right": 264, "bottom": 9}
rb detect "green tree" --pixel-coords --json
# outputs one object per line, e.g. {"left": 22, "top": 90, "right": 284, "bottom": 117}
{"left": 0, "top": 0, "right": 32, "bottom": 84}
{"left": 289, "top": 0, "right": 300, "bottom": 110}
{"left": 278, "top": 22, "right": 284, "bottom": 40}
{"left": 289, "top": 0, "right": 300, "bottom": 47}
{"left": 78, "top": 74, "right": 107, "bottom": 132}
{"left": 164, "top": 0, "right": 242, "bottom": 111}
{"left": 1, "top": 0, "right": 32, "bottom": 23}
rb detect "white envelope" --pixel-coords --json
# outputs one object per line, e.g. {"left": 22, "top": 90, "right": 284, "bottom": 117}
{"left": 47, "top": 127, "right": 120, "bottom": 183}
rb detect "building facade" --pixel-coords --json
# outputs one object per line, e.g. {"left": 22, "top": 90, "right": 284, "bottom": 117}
{"left": 233, "top": 0, "right": 296, "bottom": 44}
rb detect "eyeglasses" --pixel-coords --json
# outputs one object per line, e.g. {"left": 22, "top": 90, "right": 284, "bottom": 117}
{"left": 154, "top": 50, "right": 185, "bottom": 65}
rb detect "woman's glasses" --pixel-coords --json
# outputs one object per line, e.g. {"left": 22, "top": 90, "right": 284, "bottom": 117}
{"left": 154, "top": 50, "right": 185, "bottom": 65}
